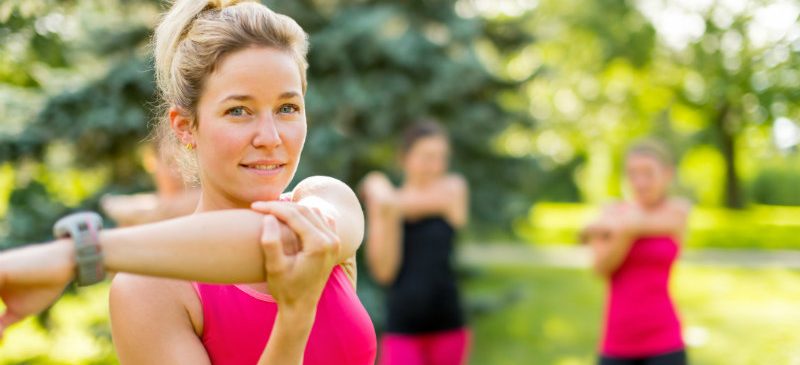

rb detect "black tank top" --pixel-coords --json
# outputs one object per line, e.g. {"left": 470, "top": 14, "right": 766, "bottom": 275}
{"left": 385, "top": 217, "right": 465, "bottom": 334}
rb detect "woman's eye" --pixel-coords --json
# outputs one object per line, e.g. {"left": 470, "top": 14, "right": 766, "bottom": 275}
{"left": 226, "top": 106, "right": 248, "bottom": 117}
{"left": 279, "top": 104, "right": 299, "bottom": 114}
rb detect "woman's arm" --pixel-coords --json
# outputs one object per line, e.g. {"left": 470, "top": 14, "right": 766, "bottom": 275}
{"left": 101, "top": 189, "right": 200, "bottom": 227}
{"left": 110, "top": 275, "right": 211, "bottom": 365}
{"left": 255, "top": 207, "right": 343, "bottom": 365}
{"left": 582, "top": 205, "right": 636, "bottom": 277}
{"left": 626, "top": 198, "right": 691, "bottom": 238}
{"left": 281, "top": 175, "right": 365, "bottom": 264}
{"left": 254, "top": 175, "right": 365, "bottom": 287}
{"left": 0, "top": 177, "right": 359, "bottom": 333}
{"left": 585, "top": 222, "right": 635, "bottom": 277}
{"left": 0, "top": 209, "right": 271, "bottom": 336}
{"left": 398, "top": 175, "right": 468, "bottom": 227}
{"left": 360, "top": 172, "right": 403, "bottom": 286}
{"left": 583, "top": 199, "right": 690, "bottom": 277}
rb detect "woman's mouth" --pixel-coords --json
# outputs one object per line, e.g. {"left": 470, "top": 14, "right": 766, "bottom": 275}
{"left": 240, "top": 162, "right": 286, "bottom": 176}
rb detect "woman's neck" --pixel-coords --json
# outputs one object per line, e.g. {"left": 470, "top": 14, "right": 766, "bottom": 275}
{"left": 634, "top": 196, "right": 668, "bottom": 211}
{"left": 194, "top": 190, "right": 250, "bottom": 213}
{"left": 402, "top": 175, "right": 438, "bottom": 190}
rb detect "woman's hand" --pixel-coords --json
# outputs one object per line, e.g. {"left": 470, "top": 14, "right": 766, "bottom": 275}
{"left": 0, "top": 240, "right": 75, "bottom": 338}
{"left": 360, "top": 172, "right": 398, "bottom": 211}
{"left": 254, "top": 202, "right": 340, "bottom": 310}
{"left": 253, "top": 202, "right": 341, "bottom": 365}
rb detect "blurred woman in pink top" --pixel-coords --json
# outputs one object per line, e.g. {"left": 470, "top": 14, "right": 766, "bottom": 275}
{"left": 582, "top": 140, "right": 691, "bottom": 365}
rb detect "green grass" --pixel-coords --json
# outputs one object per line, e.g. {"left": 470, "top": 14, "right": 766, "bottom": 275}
{"left": 2, "top": 265, "right": 800, "bottom": 365}
{"left": 516, "top": 202, "right": 800, "bottom": 250}
{"left": 465, "top": 264, "right": 800, "bottom": 365}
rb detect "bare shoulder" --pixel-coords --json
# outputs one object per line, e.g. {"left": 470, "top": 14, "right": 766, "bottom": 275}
{"left": 599, "top": 200, "right": 625, "bottom": 215}
{"left": 445, "top": 174, "right": 467, "bottom": 188}
{"left": 294, "top": 176, "right": 353, "bottom": 197}
{"left": 441, "top": 174, "right": 468, "bottom": 196}
{"left": 110, "top": 273, "right": 202, "bottom": 336}
{"left": 667, "top": 197, "right": 693, "bottom": 215}
{"left": 110, "top": 274, "right": 209, "bottom": 363}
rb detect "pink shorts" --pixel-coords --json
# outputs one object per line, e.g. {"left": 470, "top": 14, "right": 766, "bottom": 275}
{"left": 378, "top": 328, "right": 471, "bottom": 365}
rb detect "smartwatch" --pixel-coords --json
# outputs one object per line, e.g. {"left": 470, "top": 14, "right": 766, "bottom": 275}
{"left": 53, "top": 212, "right": 105, "bottom": 286}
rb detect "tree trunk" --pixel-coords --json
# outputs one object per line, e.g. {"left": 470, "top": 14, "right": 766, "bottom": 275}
{"left": 716, "top": 103, "right": 743, "bottom": 209}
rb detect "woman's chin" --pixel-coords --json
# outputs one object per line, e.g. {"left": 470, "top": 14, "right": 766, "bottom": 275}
{"left": 249, "top": 191, "right": 283, "bottom": 203}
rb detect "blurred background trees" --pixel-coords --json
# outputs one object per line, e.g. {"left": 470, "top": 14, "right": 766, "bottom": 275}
{"left": 1, "top": 0, "right": 799, "bottom": 245}
{"left": 2, "top": 1, "right": 800, "bottom": 364}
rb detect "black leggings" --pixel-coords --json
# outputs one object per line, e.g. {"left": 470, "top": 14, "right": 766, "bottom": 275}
{"left": 599, "top": 350, "right": 688, "bottom": 365}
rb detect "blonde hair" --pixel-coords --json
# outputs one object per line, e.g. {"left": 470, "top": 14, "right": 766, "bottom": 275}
{"left": 153, "top": 0, "right": 309, "bottom": 183}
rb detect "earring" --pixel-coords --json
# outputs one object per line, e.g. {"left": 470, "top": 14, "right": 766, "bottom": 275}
{"left": 186, "top": 143, "right": 194, "bottom": 151}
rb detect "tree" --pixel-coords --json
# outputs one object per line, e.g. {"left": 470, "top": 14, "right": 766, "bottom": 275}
{"left": 1, "top": 0, "right": 538, "bottom": 245}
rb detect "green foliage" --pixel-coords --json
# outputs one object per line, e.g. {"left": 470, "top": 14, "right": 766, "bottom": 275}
{"left": 1, "top": 0, "right": 540, "bottom": 248}
{"left": 751, "top": 166, "right": 800, "bottom": 206}
{"left": 518, "top": 202, "right": 800, "bottom": 250}
{"left": 498, "top": 0, "right": 800, "bottom": 208}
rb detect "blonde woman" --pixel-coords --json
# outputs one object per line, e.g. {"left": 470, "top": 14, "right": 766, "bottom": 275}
{"left": 0, "top": 1, "right": 377, "bottom": 364}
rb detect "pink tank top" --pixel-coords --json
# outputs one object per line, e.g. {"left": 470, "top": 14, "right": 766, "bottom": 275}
{"left": 602, "top": 236, "right": 684, "bottom": 357}
{"left": 193, "top": 266, "right": 377, "bottom": 364}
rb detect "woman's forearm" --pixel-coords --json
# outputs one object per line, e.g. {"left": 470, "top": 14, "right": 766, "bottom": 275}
{"left": 593, "top": 238, "right": 631, "bottom": 276}
{"left": 257, "top": 306, "right": 316, "bottom": 365}
{"left": 365, "top": 200, "right": 402, "bottom": 285}
{"left": 0, "top": 239, "right": 75, "bottom": 286}
{"left": 629, "top": 200, "right": 690, "bottom": 238}
{"left": 101, "top": 209, "right": 267, "bottom": 283}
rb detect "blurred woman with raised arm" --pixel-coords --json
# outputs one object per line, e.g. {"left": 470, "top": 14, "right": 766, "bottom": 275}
{"left": 362, "top": 121, "right": 470, "bottom": 365}
{"left": 582, "top": 140, "right": 691, "bottom": 365}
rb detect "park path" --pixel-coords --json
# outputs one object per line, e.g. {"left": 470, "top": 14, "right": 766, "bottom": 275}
{"left": 459, "top": 243, "right": 800, "bottom": 269}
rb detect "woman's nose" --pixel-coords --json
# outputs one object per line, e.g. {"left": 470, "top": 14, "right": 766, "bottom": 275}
{"left": 252, "top": 115, "right": 281, "bottom": 149}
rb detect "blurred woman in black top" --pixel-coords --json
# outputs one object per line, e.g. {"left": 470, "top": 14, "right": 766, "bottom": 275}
{"left": 362, "top": 120, "right": 470, "bottom": 365}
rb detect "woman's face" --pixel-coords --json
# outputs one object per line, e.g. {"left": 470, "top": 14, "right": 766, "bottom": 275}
{"left": 188, "top": 46, "right": 306, "bottom": 208}
{"left": 403, "top": 135, "right": 450, "bottom": 184}
{"left": 625, "top": 153, "right": 672, "bottom": 207}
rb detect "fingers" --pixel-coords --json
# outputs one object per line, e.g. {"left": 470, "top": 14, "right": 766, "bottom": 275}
{"left": 253, "top": 202, "right": 340, "bottom": 258}
{"left": 254, "top": 202, "right": 318, "bottom": 241}
{"left": 261, "top": 215, "right": 286, "bottom": 273}
{"left": 313, "top": 207, "right": 337, "bottom": 231}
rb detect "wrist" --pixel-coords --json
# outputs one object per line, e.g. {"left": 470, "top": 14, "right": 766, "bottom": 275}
{"left": 276, "top": 304, "right": 316, "bottom": 333}
{"left": 53, "top": 212, "right": 106, "bottom": 286}
{"left": 45, "top": 239, "right": 77, "bottom": 285}
{"left": 0, "top": 239, "right": 76, "bottom": 286}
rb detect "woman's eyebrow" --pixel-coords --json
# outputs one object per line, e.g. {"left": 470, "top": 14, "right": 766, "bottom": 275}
{"left": 219, "top": 94, "right": 253, "bottom": 103}
{"left": 218, "top": 92, "right": 301, "bottom": 103}
{"left": 278, "top": 91, "right": 302, "bottom": 100}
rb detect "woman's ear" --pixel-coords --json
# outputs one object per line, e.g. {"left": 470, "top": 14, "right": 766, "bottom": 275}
{"left": 169, "top": 106, "right": 195, "bottom": 147}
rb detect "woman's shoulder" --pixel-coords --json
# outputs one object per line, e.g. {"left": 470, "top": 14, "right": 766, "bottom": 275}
{"left": 110, "top": 274, "right": 203, "bottom": 334}
{"left": 435, "top": 174, "right": 467, "bottom": 195}
{"left": 111, "top": 273, "right": 194, "bottom": 298}
{"left": 443, "top": 173, "right": 467, "bottom": 187}
{"left": 665, "top": 197, "right": 692, "bottom": 214}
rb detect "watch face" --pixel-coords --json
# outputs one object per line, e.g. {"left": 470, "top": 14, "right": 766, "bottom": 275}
{"left": 54, "top": 212, "right": 103, "bottom": 238}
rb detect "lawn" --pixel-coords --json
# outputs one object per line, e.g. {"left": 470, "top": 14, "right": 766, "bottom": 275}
{"left": 2, "top": 263, "right": 800, "bottom": 365}
{"left": 465, "top": 264, "right": 800, "bottom": 365}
